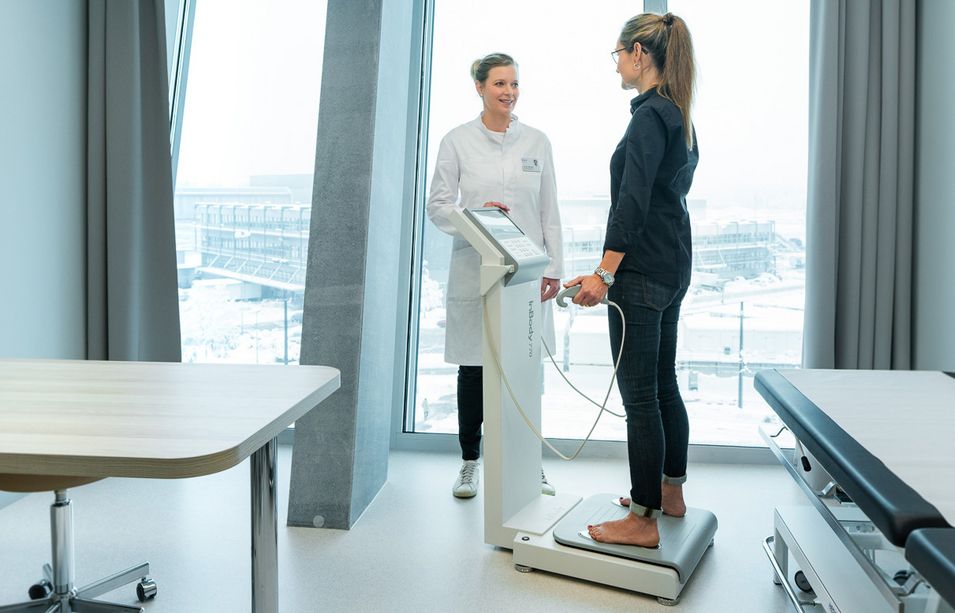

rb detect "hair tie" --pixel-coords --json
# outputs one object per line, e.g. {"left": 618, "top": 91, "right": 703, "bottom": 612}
{"left": 663, "top": 13, "right": 674, "bottom": 27}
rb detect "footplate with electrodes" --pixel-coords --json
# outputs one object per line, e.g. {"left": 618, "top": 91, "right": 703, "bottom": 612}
{"left": 552, "top": 494, "right": 717, "bottom": 581}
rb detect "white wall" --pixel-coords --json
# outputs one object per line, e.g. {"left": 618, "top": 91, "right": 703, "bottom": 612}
{"left": 0, "top": 1, "right": 86, "bottom": 358}
{"left": 914, "top": 0, "right": 955, "bottom": 370}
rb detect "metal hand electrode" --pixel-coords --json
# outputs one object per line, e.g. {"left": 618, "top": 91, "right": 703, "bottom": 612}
{"left": 555, "top": 285, "right": 609, "bottom": 308}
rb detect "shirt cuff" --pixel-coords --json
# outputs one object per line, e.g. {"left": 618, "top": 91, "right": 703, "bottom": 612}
{"left": 603, "top": 238, "right": 629, "bottom": 253}
{"left": 544, "top": 263, "right": 564, "bottom": 279}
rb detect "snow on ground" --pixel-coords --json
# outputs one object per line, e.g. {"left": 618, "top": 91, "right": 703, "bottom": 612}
{"left": 178, "top": 272, "right": 800, "bottom": 448}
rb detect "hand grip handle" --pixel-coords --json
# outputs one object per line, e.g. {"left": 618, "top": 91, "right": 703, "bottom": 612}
{"left": 556, "top": 285, "right": 609, "bottom": 308}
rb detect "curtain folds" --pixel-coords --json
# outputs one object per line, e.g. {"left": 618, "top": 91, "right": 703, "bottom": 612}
{"left": 803, "top": 0, "right": 915, "bottom": 370}
{"left": 86, "top": 0, "right": 181, "bottom": 362}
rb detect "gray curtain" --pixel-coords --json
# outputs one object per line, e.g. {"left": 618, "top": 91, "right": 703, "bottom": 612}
{"left": 803, "top": 0, "right": 916, "bottom": 370}
{"left": 87, "top": 0, "right": 181, "bottom": 362}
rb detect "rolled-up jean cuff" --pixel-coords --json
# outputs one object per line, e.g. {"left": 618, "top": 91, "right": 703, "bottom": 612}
{"left": 662, "top": 473, "right": 687, "bottom": 485}
{"left": 629, "top": 500, "right": 663, "bottom": 519}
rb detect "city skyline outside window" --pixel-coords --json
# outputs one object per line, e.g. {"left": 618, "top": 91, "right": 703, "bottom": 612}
{"left": 173, "top": 0, "right": 327, "bottom": 366}
{"left": 410, "top": 0, "right": 809, "bottom": 447}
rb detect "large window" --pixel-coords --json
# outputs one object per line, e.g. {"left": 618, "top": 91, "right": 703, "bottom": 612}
{"left": 173, "top": 0, "right": 327, "bottom": 365}
{"left": 409, "top": 0, "right": 808, "bottom": 447}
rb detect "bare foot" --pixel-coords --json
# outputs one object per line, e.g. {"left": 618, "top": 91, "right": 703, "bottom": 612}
{"left": 661, "top": 482, "right": 686, "bottom": 517}
{"left": 588, "top": 513, "right": 659, "bottom": 547}
{"left": 618, "top": 484, "right": 686, "bottom": 517}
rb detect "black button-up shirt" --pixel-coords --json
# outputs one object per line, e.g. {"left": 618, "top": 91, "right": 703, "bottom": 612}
{"left": 604, "top": 87, "right": 698, "bottom": 290}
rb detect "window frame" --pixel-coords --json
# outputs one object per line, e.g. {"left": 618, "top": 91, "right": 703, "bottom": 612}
{"left": 167, "top": 0, "right": 797, "bottom": 462}
{"left": 393, "top": 0, "right": 808, "bottom": 462}
{"left": 168, "top": 0, "right": 195, "bottom": 184}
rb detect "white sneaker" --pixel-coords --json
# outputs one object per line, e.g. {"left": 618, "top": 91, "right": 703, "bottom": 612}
{"left": 541, "top": 469, "right": 556, "bottom": 496}
{"left": 452, "top": 460, "right": 480, "bottom": 498}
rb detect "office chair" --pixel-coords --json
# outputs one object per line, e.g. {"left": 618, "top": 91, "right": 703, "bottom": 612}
{"left": 0, "top": 476, "right": 157, "bottom": 613}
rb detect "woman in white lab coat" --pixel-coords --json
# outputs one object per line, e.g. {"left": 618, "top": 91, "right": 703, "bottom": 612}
{"left": 427, "top": 53, "right": 564, "bottom": 499}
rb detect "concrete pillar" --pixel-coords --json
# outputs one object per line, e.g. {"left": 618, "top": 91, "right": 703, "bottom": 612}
{"left": 288, "top": 0, "right": 425, "bottom": 529}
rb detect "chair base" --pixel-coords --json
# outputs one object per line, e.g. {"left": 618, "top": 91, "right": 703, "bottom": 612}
{"left": 0, "top": 597, "right": 143, "bottom": 612}
{"left": 0, "top": 561, "right": 155, "bottom": 613}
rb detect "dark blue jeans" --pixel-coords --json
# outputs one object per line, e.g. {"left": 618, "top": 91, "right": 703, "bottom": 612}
{"left": 608, "top": 272, "right": 689, "bottom": 516}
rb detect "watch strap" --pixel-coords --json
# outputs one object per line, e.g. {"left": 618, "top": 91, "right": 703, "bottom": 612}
{"left": 594, "top": 267, "right": 615, "bottom": 286}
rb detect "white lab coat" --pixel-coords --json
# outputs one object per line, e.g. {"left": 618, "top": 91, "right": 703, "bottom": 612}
{"left": 427, "top": 115, "right": 564, "bottom": 366}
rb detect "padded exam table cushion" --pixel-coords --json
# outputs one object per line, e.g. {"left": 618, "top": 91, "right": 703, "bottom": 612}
{"left": 755, "top": 369, "right": 952, "bottom": 547}
{"left": 906, "top": 529, "right": 955, "bottom": 608}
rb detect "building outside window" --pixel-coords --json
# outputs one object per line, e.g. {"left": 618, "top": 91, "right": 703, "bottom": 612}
{"left": 173, "top": 0, "right": 327, "bottom": 366}
{"left": 409, "top": 0, "right": 808, "bottom": 447}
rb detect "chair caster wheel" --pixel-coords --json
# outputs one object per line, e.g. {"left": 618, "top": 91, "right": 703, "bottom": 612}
{"left": 658, "top": 596, "right": 679, "bottom": 606}
{"left": 28, "top": 579, "right": 52, "bottom": 600}
{"left": 514, "top": 564, "right": 533, "bottom": 573}
{"left": 137, "top": 578, "right": 158, "bottom": 602}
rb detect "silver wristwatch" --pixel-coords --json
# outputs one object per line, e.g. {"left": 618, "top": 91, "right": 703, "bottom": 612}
{"left": 594, "top": 267, "right": 615, "bottom": 287}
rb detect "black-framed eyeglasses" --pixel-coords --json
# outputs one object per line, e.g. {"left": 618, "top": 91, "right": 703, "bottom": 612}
{"left": 611, "top": 44, "right": 647, "bottom": 63}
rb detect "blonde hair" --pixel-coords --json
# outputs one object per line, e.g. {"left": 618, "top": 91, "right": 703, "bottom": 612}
{"left": 620, "top": 12, "right": 696, "bottom": 149}
{"left": 470, "top": 53, "right": 516, "bottom": 83}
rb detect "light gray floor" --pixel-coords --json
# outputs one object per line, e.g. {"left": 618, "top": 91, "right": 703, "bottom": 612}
{"left": 0, "top": 448, "right": 804, "bottom": 612}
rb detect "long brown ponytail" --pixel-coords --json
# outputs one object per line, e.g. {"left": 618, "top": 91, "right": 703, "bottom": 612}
{"left": 619, "top": 12, "right": 696, "bottom": 149}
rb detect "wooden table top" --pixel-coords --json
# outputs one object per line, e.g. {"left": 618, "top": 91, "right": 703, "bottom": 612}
{"left": 0, "top": 359, "right": 340, "bottom": 479}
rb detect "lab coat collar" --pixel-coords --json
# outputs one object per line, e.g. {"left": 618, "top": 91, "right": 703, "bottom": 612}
{"left": 473, "top": 113, "right": 523, "bottom": 141}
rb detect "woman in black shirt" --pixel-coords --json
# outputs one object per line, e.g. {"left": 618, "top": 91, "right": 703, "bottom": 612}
{"left": 565, "top": 11, "right": 698, "bottom": 548}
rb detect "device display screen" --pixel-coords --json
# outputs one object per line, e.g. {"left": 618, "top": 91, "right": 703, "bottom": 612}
{"left": 469, "top": 209, "right": 524, "bottom": 241}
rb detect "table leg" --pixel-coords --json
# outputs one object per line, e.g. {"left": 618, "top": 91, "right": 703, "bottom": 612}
{"left": 251, "top": 437, "right": 278, "bottom": 612}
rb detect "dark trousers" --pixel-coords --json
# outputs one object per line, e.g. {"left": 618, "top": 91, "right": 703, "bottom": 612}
{"left": 608, "top": 272, "right": 690, "bottom": 513}
{"left": 457, "top": 365, "right": 483, "bottom": 461}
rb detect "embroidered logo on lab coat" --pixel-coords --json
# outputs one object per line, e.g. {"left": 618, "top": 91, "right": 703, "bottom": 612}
{"left": 521, "top": 157, "right": 541, "bottom": 172}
